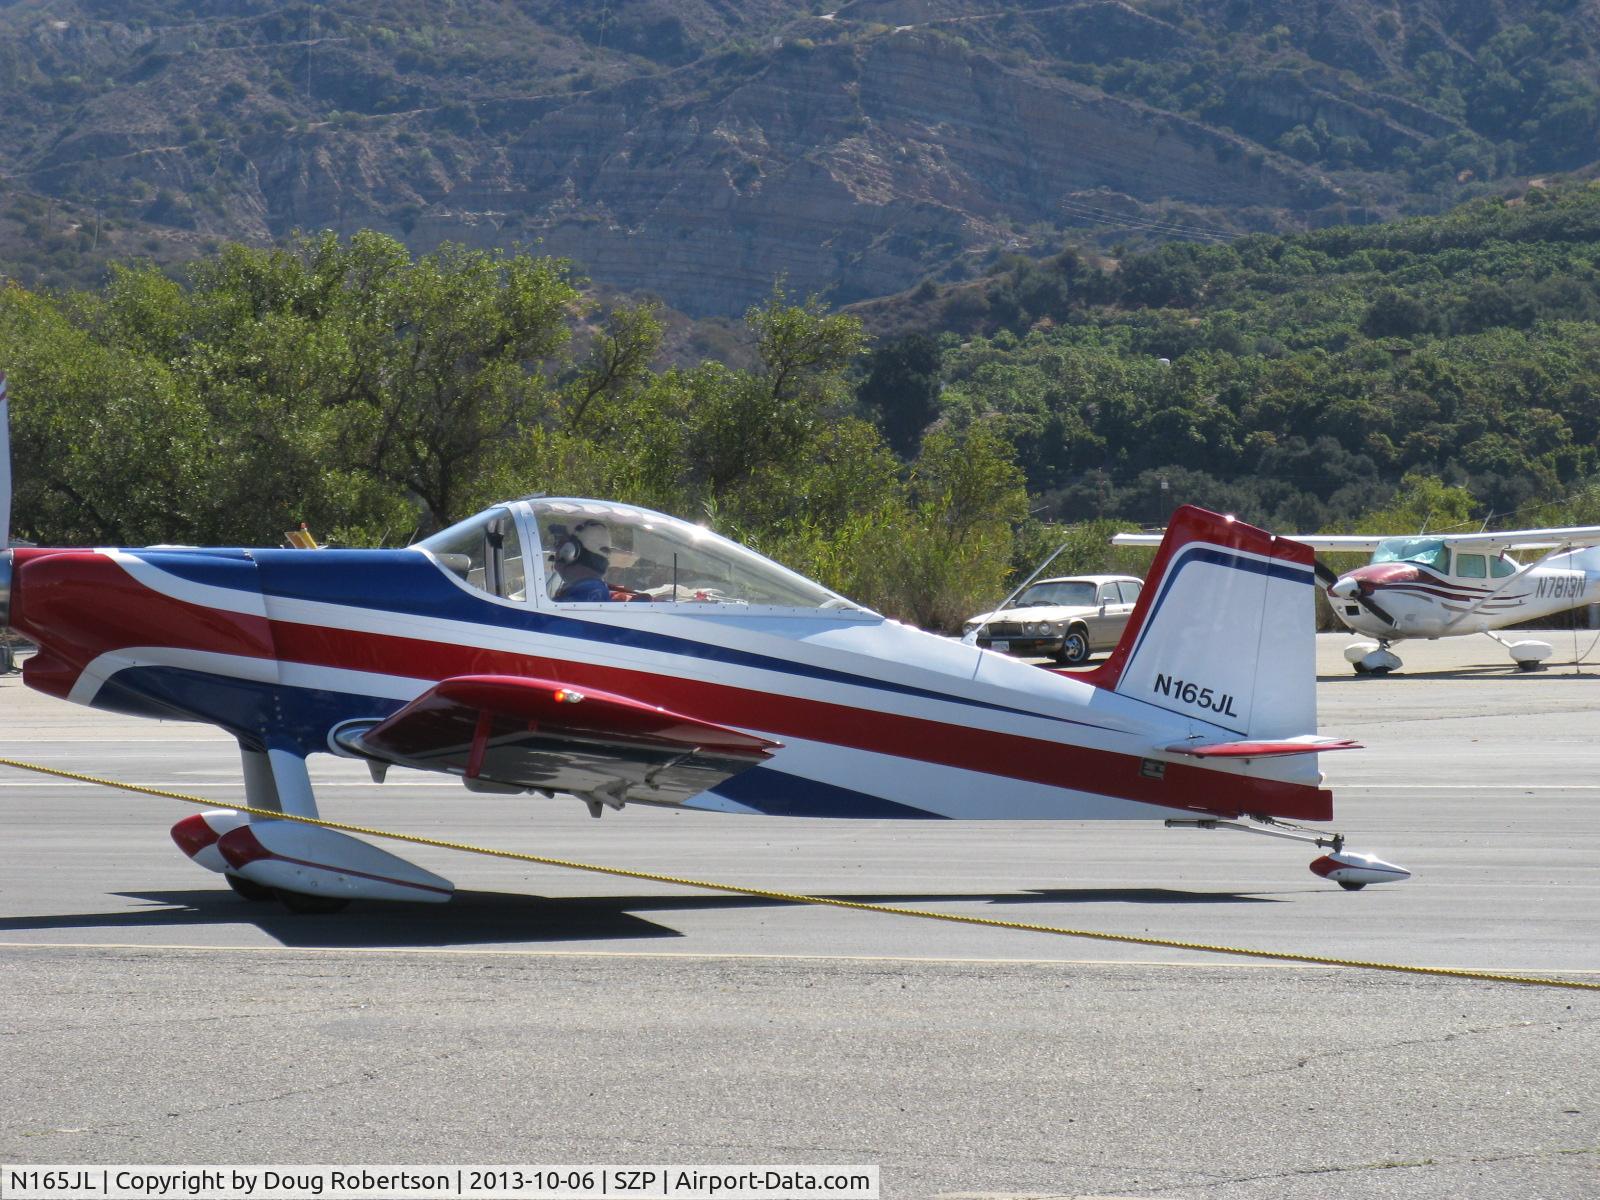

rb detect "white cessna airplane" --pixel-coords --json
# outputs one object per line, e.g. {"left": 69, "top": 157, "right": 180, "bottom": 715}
{"left": 1115, "top": 523, "right": 1600, "bottom": 674}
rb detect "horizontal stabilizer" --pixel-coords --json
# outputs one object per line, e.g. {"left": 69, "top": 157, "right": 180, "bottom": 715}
{"left": 340, "top": 674, "right": 779, "bottom": 808}
{"left": 1163, "top": 736, "right": 1362, "bottom": 758}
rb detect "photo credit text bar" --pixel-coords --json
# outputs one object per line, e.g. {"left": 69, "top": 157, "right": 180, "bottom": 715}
{"left": 0, "top": 1166, "right": 880, "bottom": 1200}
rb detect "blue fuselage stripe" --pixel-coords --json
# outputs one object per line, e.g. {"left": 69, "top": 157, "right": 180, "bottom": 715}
{"left": 129, "top": 549, "right": 1094, "bottom": 728}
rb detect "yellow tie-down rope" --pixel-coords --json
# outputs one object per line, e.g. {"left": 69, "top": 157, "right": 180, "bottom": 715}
{"left": 3, "top": 755, "right": 1598, "bottom": 993}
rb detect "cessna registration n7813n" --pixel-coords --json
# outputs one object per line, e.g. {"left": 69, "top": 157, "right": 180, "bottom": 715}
{"left": 0, "top": 443, "right": 1406, "bottom": 910}
{"left": 1118, "top": 522, "right": 1600, "bottom": 675}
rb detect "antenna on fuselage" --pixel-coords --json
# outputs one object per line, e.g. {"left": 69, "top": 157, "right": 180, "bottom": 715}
{"left": 960, "top": 538, "right": 1073, "bottom": 648}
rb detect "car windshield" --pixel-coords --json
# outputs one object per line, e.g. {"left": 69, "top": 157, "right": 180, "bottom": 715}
{"left": 1013, "top": 580, "right": 1097, "bottom": 608}
{"left": 528, "top": 499, "right": 861, "bottom": 608}
{"left": 1372, "top": 537, "right": 1451, "bottom": 571}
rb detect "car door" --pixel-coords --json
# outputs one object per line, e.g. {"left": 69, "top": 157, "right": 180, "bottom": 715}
{"left": 1109, "top": 580, "right": 1141, "bottom": 645}
{"left": 1088, "top": 581, "right": 1125, "bottom": 648}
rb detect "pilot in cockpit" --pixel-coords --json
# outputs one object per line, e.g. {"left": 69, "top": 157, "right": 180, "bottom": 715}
{"left": 549, "top": 519, "right": 617, "bottom": 602}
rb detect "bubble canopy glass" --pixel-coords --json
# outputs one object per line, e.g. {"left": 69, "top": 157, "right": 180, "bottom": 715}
{"left": 530, "top": 499, "right": 860, "bottom": 607}
{"left": 419, "top": 499, "right": 861, "bottom": 610}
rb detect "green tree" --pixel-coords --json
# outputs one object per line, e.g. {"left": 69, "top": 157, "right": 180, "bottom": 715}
{"left": 0, "top": 284, "right": 211, "bottom": 545}
{"left": 857, "top": 332, "right": 942, "bottom": 457}
{"left": 1361, "top": 289, "right": 1434, "bottom": 339}
{"left": 686, "top": 289, "right": 864, "bottom": 499}
{"left": 1353, "top": 473, "right": 1477, "bottom": 535}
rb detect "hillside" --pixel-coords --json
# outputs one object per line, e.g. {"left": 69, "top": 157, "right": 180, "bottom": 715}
{"left": 850, "top": 181, "right": 1600, "bottom": 532}
{"left": 3, "top": 1, "right": 1598, "bottom": 313}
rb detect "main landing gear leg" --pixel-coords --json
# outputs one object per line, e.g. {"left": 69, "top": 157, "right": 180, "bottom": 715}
{"left": 212, "top": 747, "right": 285, "bottom": 902}
{"left": 1486, "top": 630, "right": 1553, "bottom": 672}
{"left": 172, "top": 744, "right": 453, "bottom": 913}
{"left": 256, "top": 749, "right": 350, "bottom": 913}
{"left": 1166, "top": 817, "right": 1411, "bottom": 889}
{"left": 169, "top": 743, "right": 343, "bottom": 909}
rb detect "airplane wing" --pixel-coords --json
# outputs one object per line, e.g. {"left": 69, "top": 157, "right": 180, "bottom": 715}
{"left": 1118, "top": 526, "right": 1600, "bottom": 554}
{"left": 1436, "top": 525, "right": 1600, "bottom": 552}
{"left": 1113, "top": 531, "right": 1386, "bottom": 553}
{"left": 338, "top": 675, "right": 780, "bottom": 809}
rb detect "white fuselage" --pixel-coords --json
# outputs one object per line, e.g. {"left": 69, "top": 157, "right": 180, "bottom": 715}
{"left": 1330, "top": 549, "right": 1600, "bottom": 640}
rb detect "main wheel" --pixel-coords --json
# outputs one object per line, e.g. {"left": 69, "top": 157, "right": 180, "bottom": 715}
{"left": 1056, "top": 627, "right": 1092, "bottom": 667}
{"left": 1338, "top": 881, "right": 1367, "bottom": 891}
{"left": 225, "top": 873, "right": 274, "bottom": 902}
{"left": 274, "top": 888, "right": 350, "bottom": 914}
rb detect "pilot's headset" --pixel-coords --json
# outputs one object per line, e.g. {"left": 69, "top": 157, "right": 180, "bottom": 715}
{"left": 552, "top": 519, "right": 614, "bottom": 573}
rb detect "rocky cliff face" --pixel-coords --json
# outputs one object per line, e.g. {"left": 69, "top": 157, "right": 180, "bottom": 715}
{"left": 2, "top": 1, "right": 1595, "bottom": 310}
{"left": 245, "top": 31, "right": 1336, "bottom": 315}
{"left": 503, "top": 35, "right": 1334, "bottom": 313}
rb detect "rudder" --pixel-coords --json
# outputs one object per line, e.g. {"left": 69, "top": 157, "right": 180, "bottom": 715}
{"left": 1085, "top": 506, "right": 1318, "bottom": 739}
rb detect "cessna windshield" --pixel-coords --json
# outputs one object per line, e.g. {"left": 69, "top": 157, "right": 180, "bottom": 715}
{"left": 1372, "top": 536, "right": 1451, "bottom": 573}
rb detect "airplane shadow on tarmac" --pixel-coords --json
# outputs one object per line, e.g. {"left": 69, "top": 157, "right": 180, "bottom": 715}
{"left": 0, "top": 886, "right": 1281, "bottom": 949}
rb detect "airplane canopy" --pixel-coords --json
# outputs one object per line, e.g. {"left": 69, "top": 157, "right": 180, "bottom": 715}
{"left": 418, "top": 499, "right": 865, "bottom": 610}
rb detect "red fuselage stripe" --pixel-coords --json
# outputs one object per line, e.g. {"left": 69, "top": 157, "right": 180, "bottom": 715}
{"left": 269, "top": 621, "right": 1331, "bottom": 820}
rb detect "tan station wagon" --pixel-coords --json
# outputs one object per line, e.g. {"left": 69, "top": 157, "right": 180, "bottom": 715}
{"left": 962, "top": 574, "right": 1143, "bottom": 666}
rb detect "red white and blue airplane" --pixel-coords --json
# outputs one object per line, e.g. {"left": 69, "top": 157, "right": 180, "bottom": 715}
{"left": 0, "top": 381, "right": 1407, "bottom": 910}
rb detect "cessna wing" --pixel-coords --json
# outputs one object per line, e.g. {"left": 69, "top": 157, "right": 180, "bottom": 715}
{"left": 1115, "top": 526, "right": 1600, "bottom": 554}
{"left": 335, "top": 675, "right": 780, "bottom": 812}
{"left": 1435, "top": 525, "right": 1600, "bottom": 552}
{"left": 1114, "top": 531, "right": 1387, "bottom": 553}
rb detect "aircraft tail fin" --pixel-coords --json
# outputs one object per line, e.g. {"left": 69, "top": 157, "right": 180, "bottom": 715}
{"left": 1083, "top": 506, "right": 1319, "bottom": 739}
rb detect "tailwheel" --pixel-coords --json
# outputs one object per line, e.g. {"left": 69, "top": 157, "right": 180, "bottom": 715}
{"left": 1310, "top": 851, "right": 1410, "bottom": 889}
{"left": 274, "top": 888, "right": 351, "bottom": 915}
{"left": 1167, "top": 818, "right": 1411, "bottom": 888}
{"left": 225, "top": 873, "right": 274, "bottom": 902}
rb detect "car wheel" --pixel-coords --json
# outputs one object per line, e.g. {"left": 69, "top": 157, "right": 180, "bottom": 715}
{"left": 1056, "top": 627, "right": 1091, "bottom": 667}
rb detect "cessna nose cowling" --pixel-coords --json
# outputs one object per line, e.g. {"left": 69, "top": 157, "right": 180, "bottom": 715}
{"left": 1347, "top": 562, "right": 1421, "bottom": 589}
